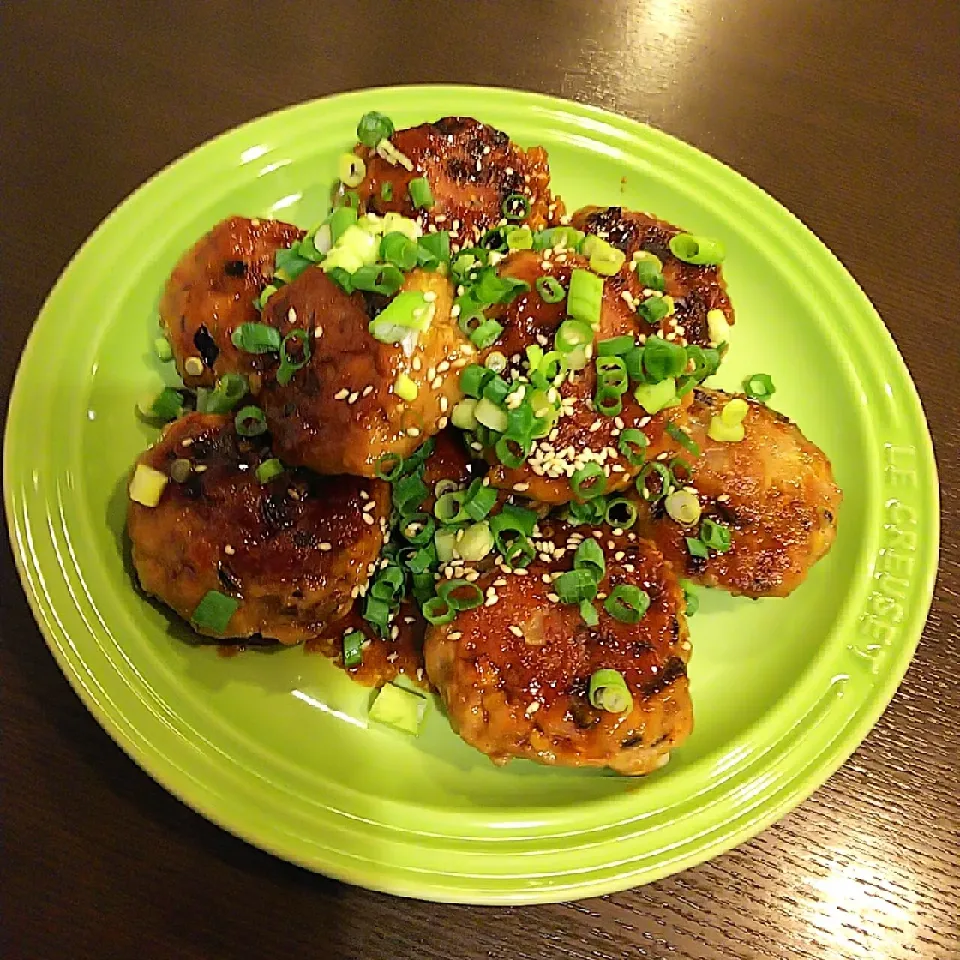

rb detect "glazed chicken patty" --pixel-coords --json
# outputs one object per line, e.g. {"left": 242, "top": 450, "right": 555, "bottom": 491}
{"left": 477, "top": 250, "right": 692, "bottom": 503}
{"left": 127, "top": 413, "right": 389, "bottom": 643}
{"left": 424, "top": 528, "right": 693, "bottom": 774}
{"left": 635, "top": 389, "right": 841, "bottom": 597}
{"left": 159, "top": 215, "right": 304, "bottom": 389}
{"left": 572, "top": 205, "right": 734, "bottom": 348}
{"left": 354, "top": 116, "right": 563, "bottom": 246}
{"left": 257, "top": 265, "right": 471, "bottom": 476}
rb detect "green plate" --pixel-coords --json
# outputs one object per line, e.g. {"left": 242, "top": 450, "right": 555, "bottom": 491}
{"left": 3, "top": 86, "right": 938, "bottom": 904}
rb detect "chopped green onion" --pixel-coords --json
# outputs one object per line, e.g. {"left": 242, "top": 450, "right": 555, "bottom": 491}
{"left": 342, "top": 629, "right": 365, "bottom": 668}
{"left": 604, "top": 585, "right": 650, "bottom": 624}
{"left": 274, "top": 245, "right": 314, "bottom": 283}
{"left": 408, "top": 177, "right": 434, "bottom": 209}
{"left": 435, "top": 491, "right": 467, "bottom": 525}
{"left": 535, "top": 276, "right": 565, "bottom": 303}
{"left": 138, "top": 387, "right": 184, "bottom": 422}
{"left": 582, "top": 235, "right": 626, "bottom": 275}
{"left": 506, "top": 226, "right": 533, "bottom": 250}
{"left": 604, "top": 497, "right": 638, "bottom": 529}
{"left": 588, "top": 668, "right": 633, "bottom": 713}
{"left": 491, "top": 503, "right": 538, "bottom": 537}
{"left": 380, "top": 231, "right": 420, "bottom": 270}
{"left": 380, "top": 181, "right": 394, "bottom": 202}
{"left": 235, "top": 405, "right": 267, "bottom": 437}
{"left": 596, "top": 355, "right": 628, "bottom": 392}
{"left": 393, "top": 473, "right": 428, "bottom": 516}
{"left": 203, "top": 374, "right": 248, "bottom": 414}
{"left": 402, "top": 513, "right": 436, "bottom": 546}
{"left": 362, "top": 596, "right": 391, "bottom": 636}
{"left": 567, "top": 268, "right": 604, "bottom": 327}
{"left": 422, "top": 596, "right": 456, "bottom": 625}
{"left": 669, "top": 233, "right": 726, "bottom": 265}
{"left": 579, "top": 600, "right": 599, "bottom": 626}
{"left": 191, "top": 590, "right": 240, "bottom": 634}
{"left": 681, "top": 580, "right": 699, "bottom": 616}
{"left": 571, "top": 462, "right": 606, "bottom": 499}
{"left": 231, "top": 322, "right": 281, "bottom": 354}
{"left": 666, "top": 423, "right": 701, "bottom": 457}
{"left": 154, "top": 337, "right": 173, "bottom": 362}
{"left": 743, "top": 373, "right": 776, "bottom": 402}
{"left": 664, "top": 488, "right": 701, "bottom": 526}
{"left": 460, "top": 364, "right": 493, "bottom": 398}
{"left": 437, "top": 579, "right": 484, "bottom": 611}
{"left": 634, "top": 254, "right": 665, "bottom": 291}
{"left": 357, "top": 110, "right": 395, "bottom": 147}
{"left": 501, "top": 534, "right": 535, "bottom": 569}
{"left": 470, "top": 318, "right": 503, "bottom": 350}
{"left": 618, "top": 428, "right": 648, "bottom": 465}
{"left": 417, "top": 231, "right": 450, "bottom": 268}
{"left": 700, "top": 517, "right": 732, "bottom": 552}
{"left": 567, "top": 497, "right": 607, "bottom": 525}
{"left": 634, "top": 378, "right": 678, "bottom": 414}
{"left": 255, "top": 458, "right": 284, "bottom": 484}
{"left": 555, "top": 569, "right": 599, "bottom": 604}
{"left": 495, "top": 435, "right": 530, "bottom": 469}
{"left": 276, "top": 329, "right": 311, "bottom": 386}
{"left": 328, "top": 206, "right": 358, "bottom": 245}
{"left": 686, "top": 345, "right": 722, "bottom": 381}
{"left": 686, "top": 536, "right": 710, "bottom": 559}
{"left": 254, "top": 284, "right": 278, "bottom": 310}
{"left": 641, "top": 338, "right": 685, "bottom": 381}
{"left": 463, "top": 483, "right": 497, "bottom": 521}
{"left": 532, "top": 226, "right": 585, "bottom": 251}
{"left": 501, "top": 193, "right": 531, "bottom": 221}
{"left": 555, "top": 319, "right": 594, "bottom": 355}
{"left": 458, "top": 521, "right": 494, "bottom": 562}
{"left": 451, "top": 398, "right": 478, "bottom": 431}
{"left": 594, "top": 386, "right": 623, "bottom": 418}
{"left": 636, "top": 461, "right": 674, "bottom": 502}
{"left": 636, "top": 296, "right": 671, "bottom": 325}
{"left": 597, "top": 335, "right": 635, "bottom": 357}
{"left": 474, "top": 397, "right": 509, "bottom": 432}
{"left": 375, "top": 452, "right": 404, "bottom": 481}
{"left": 369, "top": 291, "right": 432, "bottom": 343}
{"left": 669, "top": 457, "right": 693, "bottom": 485}
{"left": 573, "top": 537, "right": 605, "bottom": 580}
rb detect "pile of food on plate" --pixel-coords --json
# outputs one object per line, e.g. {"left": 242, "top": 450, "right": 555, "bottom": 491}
{"left": 127, "top": 111, "right": 842, "bottom": 775}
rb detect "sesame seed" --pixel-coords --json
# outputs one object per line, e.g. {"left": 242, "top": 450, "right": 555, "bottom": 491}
{"left": 181, "top": 438, "right": 194, "bottom": 447}
{"left": 438, "top": 417, "right": 449, "bottom": 429}
{"left": 423, "top": 291, "right": 437, "bottom": 303}
{"left": 334, "top": 388, "right": 349, "bottom": 400}
{"left": 319, "top": 542, "right": 332, "bottom": 551}
{"left": 193, "top": 464, "right": 208, "bottom": 473}
{"left": 287, "top": 307, "right": 297, "bottom": 323}
{"left": 224, "top": 544, "right": 236, "bottom": 556}
{"left": 514, "top": 482, "right": 530, "bottom": 491}
{"left": 348, "top": 392, "right": 360, "bottom": 404}
{"left": 314, "top": 325, "right": 323, "bottom": 339}
{"left": 525, "top": 702, "right": 540, "bottom": 716}
{"left": 362, "top": 514, "right": 375, "bottom": 525}
{"left": 440, "top": 396, "right": 449, "bottom": 412}
{"left": 508, "top": 625, "right": 523, "bottom": 638}
{"left": 407, "top": 427, "right": 420, "bottom": 437}
{"left": 412, "top": 357, "right": 422, "bottom": 371}
{"left": 362, "top": 385, "right": 374, "bottom": 397}
{"left": 437, "top": 361, "right": 450, "bottom": 373}
{"left": 547, "top": 593, "right": 560, "bottom": 603}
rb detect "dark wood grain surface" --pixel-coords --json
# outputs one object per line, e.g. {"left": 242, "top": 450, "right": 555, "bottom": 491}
{"left": 2, "top": 3, "right": 958, "bottom": 958}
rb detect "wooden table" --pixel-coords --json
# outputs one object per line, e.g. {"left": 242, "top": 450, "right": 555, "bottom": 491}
{"left": 3, "top": 3, "right": 958, "bottom": 958}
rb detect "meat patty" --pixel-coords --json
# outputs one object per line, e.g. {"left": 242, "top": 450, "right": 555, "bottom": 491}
{"left": 354, "top": 116, "right": 563, "bottom": 248}
{"left": 634, "top": 389, "right": 841, "bottom": 597}
{"left": 159, "top": 215, "right": 304, "bottom": 389}
{"left": 477, "top": 250, "right": 693, "bottom": 503}
{"left": 258, "top": 265, "right": 471, "bottom": 476}
{"left": 127, "top": 413, "right": 389, "bottom": 643}
{"left": 424, "top": 527, "right": 693, "bottom": 774}
{"left": 571, "top": 205, "right": 734, "bottom": 348}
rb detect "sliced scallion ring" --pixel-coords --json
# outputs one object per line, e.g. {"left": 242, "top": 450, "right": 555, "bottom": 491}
{"left": 588, "top": 668, "right": 633, "bottom": 713}
{"left": 604, "top": 585, "right": 651, "bottom": 624}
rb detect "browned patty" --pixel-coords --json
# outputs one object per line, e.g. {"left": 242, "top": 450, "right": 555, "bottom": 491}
{"left": 571, "top": 205, "right": 734, "bottom": 348}
{"left": 159, "top": 215, "right": 304, "bottom": 389}
{"left": 354, "top": 116, "right": 563, "bottom": 248}
{"left": 424, "top": 526, "right": 693, "bottom": 775}
{"left": 476, "top": 249, "right": 694, "bottom": 504}
{"left": 127, "top": 413, "right": 389, "bottom": 643}
{"left": 633, "top": 389, "right": 842, "bottom": 597}
{"left": 257, "top": 266, "right": 470, "bottom": 476}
